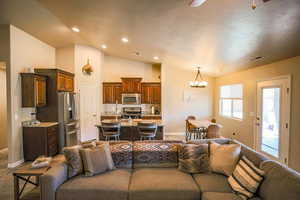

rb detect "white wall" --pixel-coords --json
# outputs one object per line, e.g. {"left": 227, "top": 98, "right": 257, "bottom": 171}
{"left": 56, "top": 46, "right": 75, "bottom": 73}
{"left": 7, "top": 25, "right": 55, "bottom": 166}
{"left": 161, "top": 63, "right": 215, "bottom": 133}
{"left": 102, "top": 55, "right": 160, "bottom": 82}
{"left": 74, "top": 45, "right": 103, "bottom": 142}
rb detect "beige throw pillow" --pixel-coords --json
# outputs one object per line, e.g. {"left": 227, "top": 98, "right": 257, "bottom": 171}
{"left": 80, "top": 143, "right": 115, "bottom": 176}
{"left": 210, "top": 142, "right": 241, "bottom": 176}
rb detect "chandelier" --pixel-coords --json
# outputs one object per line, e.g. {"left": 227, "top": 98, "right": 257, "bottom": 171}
{"left": 189, "top": 67, "right": 208, "bottom": 88}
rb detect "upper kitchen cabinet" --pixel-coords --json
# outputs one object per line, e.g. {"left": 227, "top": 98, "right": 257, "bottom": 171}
{"left": 21, "top": 73, "right": 47, "bottom": 107}
{"left": 141, "top": 82, "right": 161, "bottom": 104}
{"left": 103, "top": 82, "right": 122, "bottom": 104}
{"left": 35, "top": 69, "right": 75, "bottom": 92}
{"left": 121, "top": 78, "right": 142, "bottom": 93}
{"left": 57, "top": 72, "right": 74, "bottom": 92}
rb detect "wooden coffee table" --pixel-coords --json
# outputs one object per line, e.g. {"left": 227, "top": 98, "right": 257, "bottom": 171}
{"left": 13, "top": 164, "right": 50, "bottom": 200}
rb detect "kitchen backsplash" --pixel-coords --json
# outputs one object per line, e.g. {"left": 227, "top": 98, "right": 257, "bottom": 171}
{"left": 102, "top": 104, "right": 158, "bottom": 114}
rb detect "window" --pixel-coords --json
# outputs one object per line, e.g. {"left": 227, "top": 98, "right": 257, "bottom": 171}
{"left": 219, "top": 84, "right": 243, "bottom": 119}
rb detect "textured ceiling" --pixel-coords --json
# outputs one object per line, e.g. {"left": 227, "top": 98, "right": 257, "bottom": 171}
{"left": 1, "top": 0, "right": 300, "bottom": 76}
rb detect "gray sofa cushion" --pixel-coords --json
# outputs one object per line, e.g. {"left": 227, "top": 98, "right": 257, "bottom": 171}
{"left": 129, "top": 168, "right": 200, "bottom": 200}
{"left": 202, "top": 192, "right": 242, "bottom": 200}
{"left": 56, "top": 169, "right": 131, "bottom": 200}
{"left": 230, "top": 140, "right": 268, "bottom": 168}
{"left": 258, "top": 160, "right": 300, "bottom": 200}
{"left": 192, "top": 173, "right": 232, "bottom": 193}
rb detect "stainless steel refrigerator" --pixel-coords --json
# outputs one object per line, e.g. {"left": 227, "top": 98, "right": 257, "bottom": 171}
{"left": 58, "top": 92, "right": 80, "bottom": 152}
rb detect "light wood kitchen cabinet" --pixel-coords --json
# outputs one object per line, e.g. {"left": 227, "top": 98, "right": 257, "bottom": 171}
{"left": 35, "top": 69, "right": 74, "bottom": 92}
{"left": 141, "top": 82, "right": 161, "bottom": 104}
{"left": 121, "top": 78, "right": 142, "bottom": 93}
{"left": 21, "top": 73, "right": 47, "bottom": 107}
{"left": 103, "top": 82, "right": 122, "bottom": 104}
{"left": 57, "top": 72, "right": 74, "bottom": 92}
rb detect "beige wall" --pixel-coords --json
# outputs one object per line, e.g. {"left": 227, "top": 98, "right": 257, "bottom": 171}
{"left": 56, "top": 46, "right": 75, "bottom": 73}
{"left": 7, "top": 25, "right": 55, "bottom": 166}
{"left": 214, "top": 56, "right": 300, "bottom": 171}
{"left": 0, "top": 65, "right": 7, "bottom": 150}
{"left": 102, "top": 55, "right": 161, "bottom": 82}
{"left": 162, "top": 63, "right": 215, "bottom": 133}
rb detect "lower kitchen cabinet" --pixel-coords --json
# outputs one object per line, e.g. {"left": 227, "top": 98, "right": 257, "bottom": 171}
{"left": 23, "top": 123, "right": 59, "bottom": 161}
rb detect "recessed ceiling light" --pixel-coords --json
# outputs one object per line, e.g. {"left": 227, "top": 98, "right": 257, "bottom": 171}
{"left": 153, "top": 56, "right": 159, "bottom": 60}
{"left": 101, "top": 44, "right": 107, "bottom": 49}
{"left": 71, "top": 27, "right": 80, "bottom": 32}
{"left": 121, "top": 37, "right": 129, "bottom": 43}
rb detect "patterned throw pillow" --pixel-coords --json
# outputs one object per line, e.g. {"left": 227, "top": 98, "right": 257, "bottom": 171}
{"left": 133, "top": 141, "right": 181, "bottom": 168}
{"left": 178, "top": 144, "right": 209, "bottom": 173}
{"left": 96, "top": 141, "right": 133, "bottom": 169}
{"left": 228, "top": 156, "right": 265, "bottom": 200}
{"left": 210, "top": 142, "right": 241, "bottom": 176}
{"left": 80, "top": 143, "right": 115, "bottom": 176}
{"left": 63, "top": 145, "right": 83, "bottom": 178}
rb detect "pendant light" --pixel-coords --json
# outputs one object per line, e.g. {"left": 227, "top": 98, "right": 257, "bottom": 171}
{"left": 189, "top": 67, "right": 208, "bottom": 88}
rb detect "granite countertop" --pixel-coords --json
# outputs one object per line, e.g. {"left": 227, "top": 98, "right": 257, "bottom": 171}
{"left": 97, "top": 119, "right": 163, "bottom": 127}
{"left": 23, "top": 122, "right": 59, "bottom": 128}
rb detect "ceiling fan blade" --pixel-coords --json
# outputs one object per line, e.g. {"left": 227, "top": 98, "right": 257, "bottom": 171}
{"left": 189, "top": 0, "right": 207, "bottom": 7}
{"left": 262, "top": 0, "right": 271, "bottom": 2}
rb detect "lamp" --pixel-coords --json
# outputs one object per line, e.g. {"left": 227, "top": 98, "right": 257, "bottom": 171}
{"left": 189, "top": 67, "right": 208, "bottom": 88}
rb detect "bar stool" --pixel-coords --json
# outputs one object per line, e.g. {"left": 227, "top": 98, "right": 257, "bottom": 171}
{"left": 137, "top": 122, "right": 158, "bottom": 140}
{"left": 101, "top": 121, "right": 121, "bottom": 141}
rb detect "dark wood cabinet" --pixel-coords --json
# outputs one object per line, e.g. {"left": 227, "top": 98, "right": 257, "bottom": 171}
{"left": 103, "top": 82, "right": 122, "bottom": 104}
{"left": 21, "top": 73, "right": 47, "bottom": 107}
{"left": 35, "top": 69, "right": 74, "bottom": 92}
{"left": 23, "top": 123, "right": 59, "bottom": 161}
{"left": 141, "top": 82, "right": 161, "bottom": 104}
{"left": 121, "top": 78, "right": 142, "bottom": 93}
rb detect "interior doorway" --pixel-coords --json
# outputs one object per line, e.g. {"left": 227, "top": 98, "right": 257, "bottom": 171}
{"left": 256, "top": 76, "right": 291, "bottom": 165}
{"left": 0, "top": 62, "right": 7, "bottom": 151}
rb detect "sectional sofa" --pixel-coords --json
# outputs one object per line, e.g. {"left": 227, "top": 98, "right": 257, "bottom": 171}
{"left": 40, "top": 138, "right": 300, "bottom": 200}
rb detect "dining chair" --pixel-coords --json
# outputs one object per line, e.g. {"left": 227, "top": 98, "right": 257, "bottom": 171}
{"left": 137, "top": 122, "right": 158, "bottom": 140}
{"left": 205, "top": 124, "right": 221, "bottom": 139}
{"left": 101, "top": 121, "right": 121, "bottom": 141}
{"left": 185, "top": 116, "right": 201, "bottom": 141}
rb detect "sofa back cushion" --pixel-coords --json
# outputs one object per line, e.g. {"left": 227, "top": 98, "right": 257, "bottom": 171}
{"left": 96, "top": 141, "right": 133, "bottom": 169}
{"left": 133, "top": 141, "right": 182, "bottom": 168}
{"left": 258, "top": 160, "right": 300, "bottom": 200}
{"left": 230, "top": 140, "right": 268, "bottom": 168}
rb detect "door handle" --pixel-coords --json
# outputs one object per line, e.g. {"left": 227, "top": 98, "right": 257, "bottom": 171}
{"left": 256, "top": 123, "right": 260, "bottom": 126}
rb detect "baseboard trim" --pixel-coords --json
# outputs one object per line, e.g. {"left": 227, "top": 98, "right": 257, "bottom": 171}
{"left": 165, "top": 132, "right": 185, "bottom": 136}
{"left": 8, "top": 159, "right": 24, "bottom": 169}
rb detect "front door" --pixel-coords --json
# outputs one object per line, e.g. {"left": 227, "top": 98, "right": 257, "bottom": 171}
{"left": 256, "top": 76, "right": 291, "bottom": 165}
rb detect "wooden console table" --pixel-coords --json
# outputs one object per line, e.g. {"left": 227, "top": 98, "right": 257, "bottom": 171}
{"left": 13, "top": 164, "right": 50, "bottom": 200}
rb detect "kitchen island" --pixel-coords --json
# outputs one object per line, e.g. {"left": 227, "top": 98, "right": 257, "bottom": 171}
{"left": 96, "top": 119, "right": 164, "bottom": 141}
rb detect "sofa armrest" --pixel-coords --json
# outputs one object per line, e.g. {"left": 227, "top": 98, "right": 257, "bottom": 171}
{"left": 40, "top": 162, "right": 68, "bottom": 200}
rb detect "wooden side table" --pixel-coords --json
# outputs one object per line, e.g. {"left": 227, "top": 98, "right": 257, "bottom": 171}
{"left": 13, "top": 164, "right": 50, "bottom": 200}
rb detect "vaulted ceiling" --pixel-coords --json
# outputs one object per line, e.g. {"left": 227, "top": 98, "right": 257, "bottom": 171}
{"left": 1, "top": 0, "right": 300, "bottom": 76}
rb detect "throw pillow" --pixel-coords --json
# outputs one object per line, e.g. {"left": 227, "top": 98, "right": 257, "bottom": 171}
{"left": 133, "top": 141, "right": 181, "bottom": 168}
{"left": 178, "top": 144, "right": 209, "bottom": 173}
{"left": 80, "top": 143, "right": 115, "bottom": 176}
{"left": 63, "top": 145, "right": 83, "bottom": 178}
{"left": 228, "top": 156, "right": 265, "bottom": 200}
{"left": 210, "top": 142, "right": 241, "bottom": 176}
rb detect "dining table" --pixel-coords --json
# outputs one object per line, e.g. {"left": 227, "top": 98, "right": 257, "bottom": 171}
{"left": 188, "top": 119, "right": 223, "bottom": 129}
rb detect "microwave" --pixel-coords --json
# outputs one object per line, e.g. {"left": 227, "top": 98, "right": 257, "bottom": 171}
{"left": 122, "top": 93, "right": 141, "bottom": 105}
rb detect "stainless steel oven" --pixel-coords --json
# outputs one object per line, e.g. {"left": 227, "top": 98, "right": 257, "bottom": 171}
{"left": 122, "top": 93, "right": 141, "bottom": 105}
